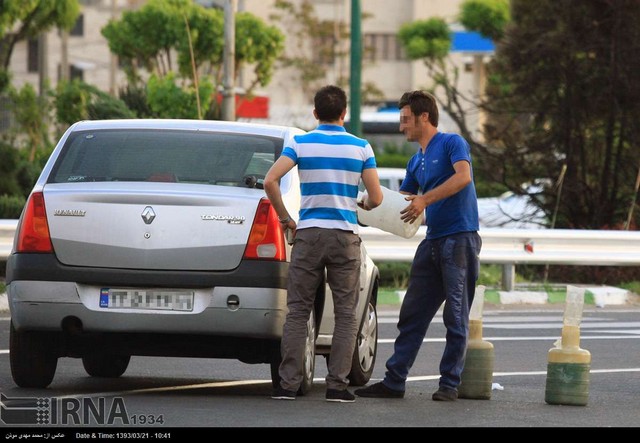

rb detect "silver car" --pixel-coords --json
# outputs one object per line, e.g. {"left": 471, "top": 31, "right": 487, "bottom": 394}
{"left": 6, "top": 119, "right": 380, "bottom": 392}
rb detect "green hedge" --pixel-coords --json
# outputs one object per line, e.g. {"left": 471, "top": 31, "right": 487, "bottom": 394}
{"left": 378, "top": 261, "right": 506, "bottom": 289}
{"left": 0, "top": 194, "right": 25, "bottom": 218}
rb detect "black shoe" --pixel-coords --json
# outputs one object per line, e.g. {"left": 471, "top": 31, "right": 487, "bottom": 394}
{"left": 271, "top": 386, "right": 296, "bottom": 400}
{"left": 326, "top": 389, "right": 356, "bottom": 403}
{"left": 432, "top": 387, "right": 458, "bottom": 401}
{"left": 354, "top": 382, "right": 405, "bottom": 399}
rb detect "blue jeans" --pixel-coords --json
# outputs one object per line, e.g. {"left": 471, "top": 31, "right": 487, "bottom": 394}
{"left": 383, "top": 231, "right": 482, "bottom": 392}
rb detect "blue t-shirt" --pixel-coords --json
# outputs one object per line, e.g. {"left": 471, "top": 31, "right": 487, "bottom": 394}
{"left": 399, "top": 132, "right": 479, "bottom": 239}
{"left": 282, "top": 124, "right": 377, "bottom": 233}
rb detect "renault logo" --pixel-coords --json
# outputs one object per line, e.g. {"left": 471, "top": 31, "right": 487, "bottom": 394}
{"left": 141, "top": 206, "right": 156, "bottom": 225}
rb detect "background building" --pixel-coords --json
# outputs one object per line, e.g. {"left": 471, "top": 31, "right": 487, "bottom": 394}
{"left": 7, "top": 0, "right": 492, "bottom": 137}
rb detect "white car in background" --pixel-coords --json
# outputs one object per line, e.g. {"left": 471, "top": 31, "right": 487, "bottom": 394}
{"left": 363, "top": 168, "right": 548, "bottom": 229}
{"left": 477, "top": 183, "right": 548, "bottom": 229}
{"left": 372, "top": 167, "right": 407, "bottom": 193}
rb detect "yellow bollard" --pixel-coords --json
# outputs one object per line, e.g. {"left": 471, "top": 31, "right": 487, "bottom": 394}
{"left": 545, "top": 285, "right": 591, "bottom": 406}
{"left": 459, "top": 285, "right": 494, "bottom": 400}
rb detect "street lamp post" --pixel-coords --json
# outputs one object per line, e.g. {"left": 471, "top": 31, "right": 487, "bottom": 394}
{"left": 349, "top": 0, "right": 362, "bottom": 137}
{"left": 222, "top": 0, "right": 237, "bottom": 121}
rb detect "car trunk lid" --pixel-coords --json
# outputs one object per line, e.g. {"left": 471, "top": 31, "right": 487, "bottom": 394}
{"left": 43, "top": 183, "right": 262, "bottom": 271}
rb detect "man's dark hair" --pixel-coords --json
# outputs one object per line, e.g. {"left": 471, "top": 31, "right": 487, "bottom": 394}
{"left": 398, "top": 90, "right": 439, "bottom": 127}
{"left": 314, "top": 85, "right": 347, "bottom": 122}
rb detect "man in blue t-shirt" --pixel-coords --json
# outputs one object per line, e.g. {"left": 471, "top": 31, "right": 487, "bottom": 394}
{"left": 264, "top": 85, "right": 383, "bottom": 402}
{"left": 356, "top": 90, "right": 482, "bottom": 402}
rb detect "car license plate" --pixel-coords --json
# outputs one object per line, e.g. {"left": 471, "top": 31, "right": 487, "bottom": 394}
{"left": 99, "top": 288, "right": 194, "bottom": 311}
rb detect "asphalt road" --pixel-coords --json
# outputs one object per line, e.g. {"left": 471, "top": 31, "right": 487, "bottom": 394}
{"left": 1, "top": 304, "right": 639, "bottom": 435}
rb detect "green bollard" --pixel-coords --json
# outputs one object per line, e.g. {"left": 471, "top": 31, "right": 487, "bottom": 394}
{"left": 545, "top": 286, "right": 591, "bottom": 406}
{"left": 459, "top": 286, "right": 494, "bottom": 400}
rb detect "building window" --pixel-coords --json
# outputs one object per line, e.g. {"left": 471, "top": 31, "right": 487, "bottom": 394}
{"left": 70, "top": 14, "right": 84, "bottom": 37}
{"left": 70, "top": 64, "right": 84, "bottom": 82}
{"left": 363, "top": 33, "right": 407, "bottom": 62}
{"left": 312, "top": 34, "right": 338, "bottom": 65}
{"left": 57, "top": 63, "right": 73, "bottom": 81}
{"left": 27, "top": 38, "right": 39, "bottom": 72}
{"left": 0, "top": 95, "right": 14, "bottom": 133}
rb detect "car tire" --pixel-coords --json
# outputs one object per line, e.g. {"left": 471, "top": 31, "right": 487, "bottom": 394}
{"left": 270, "top": 309, "right": 316, "bottom": 395}
{"left": 348, "top": 300, "right": 378, "bottom": 386}
{"left": 82, "top": 354, "right": 131, "bottom": 378}
{"left": 10, "top": 321, "right": 58, "bottom": 388}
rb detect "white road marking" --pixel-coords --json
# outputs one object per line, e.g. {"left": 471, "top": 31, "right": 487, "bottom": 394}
{"left": 15, "top": 367, "right": 640, "bottom": 400}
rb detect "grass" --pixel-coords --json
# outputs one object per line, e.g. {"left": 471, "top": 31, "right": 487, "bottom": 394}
{"left": 376, "top": 264, "right": 613, "bottom": 306}
{"left": 378, "top": 286, "right": 597, "bottom": 306}
{"left": 378, "top": 288, "right": 401, "bottom": 305}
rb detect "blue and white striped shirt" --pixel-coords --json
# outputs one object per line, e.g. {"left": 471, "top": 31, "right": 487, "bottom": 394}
{"left": 282, "top": 124, "right": 377, "bottom": 233}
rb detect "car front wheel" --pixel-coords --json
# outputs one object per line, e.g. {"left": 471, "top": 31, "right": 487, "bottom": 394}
{"left": 82, "top": 354, "right": 131, "bottom": 378}
{"left": 10, "top": 321, "right": 58, "bottom": 388}
{"left": 270, "top": 309, "right": 316, "bottom": 395}
{"left": 348, "top": 301, "right": 378, "bottom": 386}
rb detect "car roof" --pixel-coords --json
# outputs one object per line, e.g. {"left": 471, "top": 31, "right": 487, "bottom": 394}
{"left": 70, "top": 119, "right": 304, "bottom": 138}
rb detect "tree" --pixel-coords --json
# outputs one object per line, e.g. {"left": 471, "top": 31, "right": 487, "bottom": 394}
{"left": 459, "top": 0, "right": 509, "bottom": 41}
{"left": 54, "top": 79, "right": 135, "bottom": 126}
{"left": 397, "top": 12, "right": 507, "bottom": 197}
{"left": 101, "top": 0, "right": 285, "bottom": 118}
{"left": 8, "top": 82, "right": 51, "bottom": 162}
{"left": 398, "top": 0, "right": 640, "bottom": 230}
{"left": 146, "top": 72, "right": 213, "bottom": 119}
{"left": 269, "top": 0, "right": 383, "bottom": 103}
{"left": 101, "top": 0, "right": 190, "bottom": 84}
{"left": 487, "top": 0, "right": 640, "bottom": 229}
{"left": 0, "top": 0, "right": 80, "bottom": 86}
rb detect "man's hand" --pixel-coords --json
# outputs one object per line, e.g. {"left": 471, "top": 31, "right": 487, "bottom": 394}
{"left": 400, "top": 194, "right": 426, "bottom": 224}
{"left": 357, "top": 193, "right": 372, "bottom": 211}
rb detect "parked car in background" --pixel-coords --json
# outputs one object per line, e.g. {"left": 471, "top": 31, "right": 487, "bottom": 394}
{"left": 477, "top": 182, "right": 548, "bottom": 229}
{"left": 376, "top": 167, "right": 407, "bottom": 192}
{"left": 5, "top": 119, "right": 380, "bottom": 392}
{"left": 360, "top": 168, "right": 547, "bottom": 229}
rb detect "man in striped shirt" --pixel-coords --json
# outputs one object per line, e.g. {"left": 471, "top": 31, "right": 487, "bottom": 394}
{"left": 264, "top": 85, "right": 383, "bottom": 402}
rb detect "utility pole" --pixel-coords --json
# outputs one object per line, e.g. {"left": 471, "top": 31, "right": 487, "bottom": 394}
{"left": 60, "top": 30, "right": 69, "bottom": 82}
{"left": 349, "top": 0, "right": 362, "bottom": 137}
{"left": 109, "top": 0, "right": 117, "bottom": 95}
{"left": 222, "top": 0, "right": 237, "bottom": 121}
{"left": 38, "top": 33, "right": 48, "bottom": 96}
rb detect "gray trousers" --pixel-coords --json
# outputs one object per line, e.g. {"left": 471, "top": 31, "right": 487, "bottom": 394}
{"left": 279, "top": 227, "right": 361, "bottom": 391}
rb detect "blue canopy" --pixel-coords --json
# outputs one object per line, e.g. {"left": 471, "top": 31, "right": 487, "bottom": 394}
{"left": 451, "top": 31, "right": 495, "bottom": 53}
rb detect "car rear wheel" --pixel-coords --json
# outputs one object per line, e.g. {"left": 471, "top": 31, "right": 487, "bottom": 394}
{"left": 82, "top": 354, "right": 131, "bottom": 378}
{"left": 348, "top": 300, "right": 378, "bottom": 386}
{"left": 270, "top": 309, "right": 316, "bottom": 395}
{"left": 10, "top": 321, "right": 58, "bottom": 388}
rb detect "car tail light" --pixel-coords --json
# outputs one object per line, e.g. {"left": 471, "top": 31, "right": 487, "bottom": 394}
{"left": 243, "top": 198, "right": 287, "bottom": 261}
{"left": 16, "top": 192, "right": 53, "bottom": 253}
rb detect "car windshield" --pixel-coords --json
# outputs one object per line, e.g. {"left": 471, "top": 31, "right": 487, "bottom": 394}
{"left": 48, "top": 129, "right": 283, "bottom": 187}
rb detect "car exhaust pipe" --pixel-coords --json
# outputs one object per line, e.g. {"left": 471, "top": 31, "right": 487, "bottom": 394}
{"left": 61, "top": 316, "right": 83, "bottom": 335}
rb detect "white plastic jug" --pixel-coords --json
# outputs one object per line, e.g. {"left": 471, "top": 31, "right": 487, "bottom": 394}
{"left": 357, "top": 186, "right": 424, "bottom": 238}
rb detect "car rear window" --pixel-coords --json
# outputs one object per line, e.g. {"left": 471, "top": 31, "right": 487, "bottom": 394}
{"left": 48, "top": 129, "right": 283, "bottom": 187}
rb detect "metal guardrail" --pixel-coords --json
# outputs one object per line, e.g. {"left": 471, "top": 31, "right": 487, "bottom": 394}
{"left": 359, "top": 226, "right": 640, "bottom": 265}
{"left": 0, "top": 219, "right": 17, "bottom": 263}
{"left": 360, "top": 226, "right": 640, "bottom": 290}
{"left": 3, "top": 220, "right": 640, "bottom": 290}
